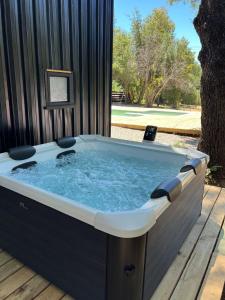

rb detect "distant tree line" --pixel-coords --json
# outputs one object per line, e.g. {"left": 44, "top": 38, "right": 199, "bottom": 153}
{"left": 113, "top": 8, "right": 201, "bottom": 108}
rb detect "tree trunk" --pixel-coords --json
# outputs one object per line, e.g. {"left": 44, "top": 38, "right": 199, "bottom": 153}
{"left": 137, "top": 81, "right": 146, "bottom": 104}
{"left": 194, "top": 0, "right": 225, "bottom": 178}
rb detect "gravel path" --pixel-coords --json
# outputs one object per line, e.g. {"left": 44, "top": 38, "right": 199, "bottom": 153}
{"left": 111, "top": 126, "right": 199, "bottom": 150}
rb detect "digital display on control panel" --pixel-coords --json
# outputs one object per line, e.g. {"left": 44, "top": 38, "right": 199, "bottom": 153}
{"left": 143, "top": 125, "right": 157, "bottom": 141}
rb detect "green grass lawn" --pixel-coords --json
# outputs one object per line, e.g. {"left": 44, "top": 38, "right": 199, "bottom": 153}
{"left": 112, "top": 109, "right": 187, "bottom": 117}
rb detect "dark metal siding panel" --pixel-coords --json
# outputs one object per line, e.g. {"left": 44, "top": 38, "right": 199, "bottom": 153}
{"left": 0, "top": 4, "right": 12, "bottom": 150}
{"left": 89, "top": 0, "right": 97, "bottom": 134}
{"left": 0, "top": 0, "right": 113, "bottom": 153}
{"left": 47, "top": 0, "right": 61, "bottom": 69}
{"left": 80, "top": 0, "right": 90, "bottom": 134}
{"left": 97, "top": 0, "right": 104, "bottom": 135}
{"left": 60, "top": 0, "right": 73, "bottom": 136}
{"left": 60, "top": 0, "right": 71, "bottom": 70}
{"left": 70, "top": 0, "right": 81, "bottom": 136}
{"left": 143, "top": 170, "right": 206, "bottom": 300}
{"left": 47, "top": 0, "right": 65, "bottom": 140}
{"left": 104, "top": 0, "right": 113, "bottom": 136}
{"left": 19, "top": 0, "right": 41, "bottom": 145}
{"left": 34, "top": 0, "right": 53, "bottom": 142}
{"left": 0, "top": 186, "right": 108, "bottom": 300}
{"left": 3, "top": 0, "right": 27, "bottom": 146}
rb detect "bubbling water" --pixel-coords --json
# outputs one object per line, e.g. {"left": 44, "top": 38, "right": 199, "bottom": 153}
{"left": 9, "top": 150, "right": 185, "bottom": 212}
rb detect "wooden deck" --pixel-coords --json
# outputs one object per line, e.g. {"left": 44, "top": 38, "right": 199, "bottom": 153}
{"left": 0, "top": 185, "right": 224, "bottom": 300}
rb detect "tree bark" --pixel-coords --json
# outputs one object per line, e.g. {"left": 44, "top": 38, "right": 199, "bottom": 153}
{"left": 137, "top": 81, "right": 146, "bottom": 104}
{"left": 194, "top": 0, "right": 225, "bottom": 178}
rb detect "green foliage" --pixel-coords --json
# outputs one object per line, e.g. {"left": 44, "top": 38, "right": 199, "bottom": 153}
{"left": 162, "top": 88, "right": 182, "bottom": 108}
{"left": 113, "top": 8, "right": 201, "bottom": 107}
{"left": 168, "top": 0, "right": 200, "bottom": 9}
{"left": 112, "top": 80, "right": 123, "bottom": 92}
{"left": 113, "top": 28, "right": 137, "bottom": 102}
{"left": 173, "top": 141, "right": 187, "bottom": 148}
{"left": 205, "top": 166, "right": 223, "bottom": 186}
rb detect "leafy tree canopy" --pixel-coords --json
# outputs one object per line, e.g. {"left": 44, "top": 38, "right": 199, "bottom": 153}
{"left": 168, "top": 0, "right": 200, "bottom": 8}
{"left": 113, "top": 8, "right": 201, "bottom": 107}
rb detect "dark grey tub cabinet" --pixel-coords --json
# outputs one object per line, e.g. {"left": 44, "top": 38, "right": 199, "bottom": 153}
{"left": 0, "top": 0, "right": 113, "bottom": 153}
{"left": 0, "top": 166, "right": 206, "bottom": 300}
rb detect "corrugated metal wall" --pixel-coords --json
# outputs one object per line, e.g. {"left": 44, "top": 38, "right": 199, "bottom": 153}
{"left": 0, "top": 0, "right": 113, "bottom": 153}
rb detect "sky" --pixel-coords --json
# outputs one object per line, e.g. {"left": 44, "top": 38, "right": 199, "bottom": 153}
{"left": 114, "top": 0, "right": 201, "bottom": 59}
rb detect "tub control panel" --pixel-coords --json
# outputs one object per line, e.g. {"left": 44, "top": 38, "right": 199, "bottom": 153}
{"left": 143, "top": 125, "right": 157, "bottom": 142}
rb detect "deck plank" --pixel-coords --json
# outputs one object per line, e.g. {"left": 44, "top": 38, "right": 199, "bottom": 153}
{"left": 60, "top": 295, "right": 74, "bottom": 300}
{"left": 198, "top": 254, "right": 225, "bottom": 300}
{"left": 215, "top": 220, "right": 225, "bottom": 256}
{"left": 170, "top": 188, "right": 225, "bottom": 300}
{"left": 5, "top": 275, "right": 49, "bottom": 300}
{"left": 0, "top": 259, "right": 23, "bottom": 283}
{"left": 203, "top": 185, "right": 210, "bottom": 197}
{"left": 0, "top": 253, "right": 12, "bottom": 268}
{"left": 0, "top": 267, "right": 34, "bottom": 299}
{"left": 198, "top": 217, "right": 225, "bottom": 300}
{"left": 34, "top": 284, "right": 64, "bottom": 300}
{"left": 151, "top": 185, "right": 221, "bottom": 300}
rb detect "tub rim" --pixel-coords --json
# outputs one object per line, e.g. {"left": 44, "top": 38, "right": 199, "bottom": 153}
{"left": 0, "top": 135, "right": 208, "bottom": 238}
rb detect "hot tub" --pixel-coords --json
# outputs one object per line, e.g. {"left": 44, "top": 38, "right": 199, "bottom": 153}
{"left": 0, "top": 135, "right": 208, "bottom": 300}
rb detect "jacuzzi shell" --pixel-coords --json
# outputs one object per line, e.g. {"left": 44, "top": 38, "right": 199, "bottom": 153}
{"left": 0, "top": 135, "right": 208, "bottom": 300}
